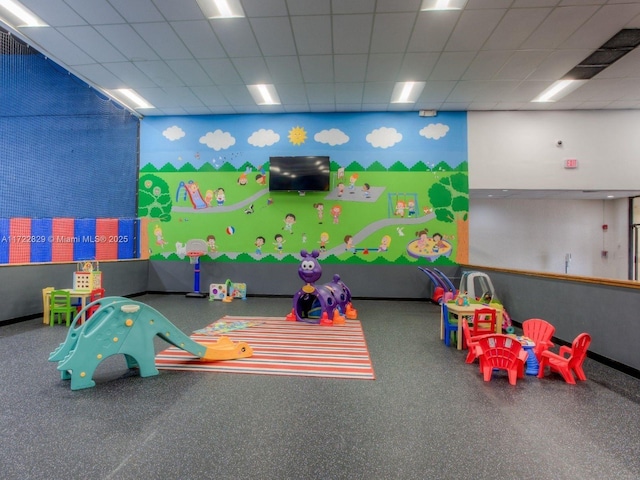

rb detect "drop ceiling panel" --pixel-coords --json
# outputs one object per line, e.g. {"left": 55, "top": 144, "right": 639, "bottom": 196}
{"left": 57, "top": 26, "right": 127, "bottom": 63}
{"left": 58, "top": 0, "right": 125, "bottom": 25}
{"left": 299, "top": 55, "right": 334, "bottom": 83}
{"left": 72, "top": 64, "right": 123, "bottom": 89}
{"left": 525, "top": 50, "right": 592, "bottom": 81}
{"left": 290, "top": 16, "right": 333, "bottom": 55}
{"left": 335, "top": 83, "right": 364, "bottom": 103}
{"left": 417, "top": 81, "right": 456, "bottom": 103}
{"left": 135, "top": 60, "right": 185, "bottom": 87}
{"left": 132, "top": 22, "right": 193, "bottom": 60}
{"left": 366, "top": 54, "right": 404, "bottom": 82}
{"left": 522, "top": 6, "right": 600, "bottom": 49}
{"left": 152, "top": 0, "right": 204, "bottom": 21}
{"left": 494, "top": 50, "right": 549, "bottom": 80}
{"left": 370, "top": 13, "right": 414, "bottom": 54}
{"left": 22, "top": 28, "right": 94, "bottom": 65}
{"left": 199, "top": 58, "right": 243, "bottom": 85}
{"left": 190, "top": 86, "right": 229, "bottom": 106}
{"left": 429, "top": 52, "right": 477, "bottom": 81}
{"left": 231, "top": 57, "right": 271, "bottom": 84}
{"left": 408, "top": 11, "right": 459, "bottom": 52}
{"left": 286, "top": 0, "right": 330, "bottom": 16}
{"left": 332, "top": 14, "right": 373, "bottom": 54}
{"left": 334, "top": 54, "right": 368, "bottom": 83}
{"left": 445, "top": 9, "right": 506, "bottom": 51}
{"left": 250, "top": 17, "right": 297, "bottom": 56}
{"left": 265, "top": 56, "right": 304, "bottom": 83}
{"left": 103, "top": 62, "right": 158, "bottom": 88}
{"left": 242, "top": 0, "right": 289, "bottom": 17}
{"left": 95, "top": 24, "right": 160, "bottom": 62}
{"left": 166, "top": 59, "right": 212, "bottom": 86}
{"left": 332, "top": 0, "right": 375, "bottom": 15}
{"left": 106, "top": 0, "right": 164, "bottom": 23}
{"left": 171, "top": 21, "right": 227, "bottom": 59}
{"left": 20, "top": 0, "right": 85, "bottom": 27}
{"left": 462, "top": 50, "right": 513, "bottom": 81}
{"left": 482, "top": 8, "right": 551, "bottom": 50}
{"left": 275, "top": 83, "right": 308, "bottom": 104}
{"left": 399, "top": 52, "right": 439, "bottom": 79}
{"left": 210, "top": 19, "right": 262, "bottom": 57}
{"left": 375, "top": 0, "right": 421, "bottom": 13}
{"left": 306, "top": 83, "right": 335, "bottom": 104}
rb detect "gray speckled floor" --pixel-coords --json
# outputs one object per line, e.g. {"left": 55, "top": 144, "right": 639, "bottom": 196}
{"left": 1, "top": 294, "right": 640, "bottom": 480}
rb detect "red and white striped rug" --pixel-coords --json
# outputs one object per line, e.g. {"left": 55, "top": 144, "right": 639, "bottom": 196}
{"left": 155, "top": 315, "right": 375, "bottom": 380}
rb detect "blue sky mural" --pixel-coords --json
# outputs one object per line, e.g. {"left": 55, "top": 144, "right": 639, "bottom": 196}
{"left": 141, "top": 111, "right": 467, "bottom": 170}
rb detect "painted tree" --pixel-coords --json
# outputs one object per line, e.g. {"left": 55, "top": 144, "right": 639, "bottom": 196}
{"left": 427, "top": 172, "right": 469, "bottom": 263}
{"left": 138, "top": 174, "right": 173, "bottom": 222}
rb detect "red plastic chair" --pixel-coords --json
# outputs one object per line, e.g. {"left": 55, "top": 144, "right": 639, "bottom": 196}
{"left": 462, "top": 321, "right": 491, "bottom": 364}
{"left": 537, "top": 333, "right": 591, "bottom": 384}
{"left": 474, "top": 334, "right": 528, "bottom": 385}
{"left": 85, "top": 288, "right": 105, "bottom": 321}
{"left": 470, "top": 307, "right": 497, "bottom": 337}
{"left": 522, "top": 318, "right": 555, "bottom": 360}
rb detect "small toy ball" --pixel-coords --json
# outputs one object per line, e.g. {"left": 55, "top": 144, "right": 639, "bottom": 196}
{"left": 226, "top": 226, "right": 235, "bottom": 235}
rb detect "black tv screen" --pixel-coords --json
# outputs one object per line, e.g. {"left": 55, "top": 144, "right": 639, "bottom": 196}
{"left": 269, "top": 156, "right": 330, "bottom": 192}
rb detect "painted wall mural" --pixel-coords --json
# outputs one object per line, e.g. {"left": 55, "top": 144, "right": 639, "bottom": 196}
{"left": 139, "top": 111, "right": 468, "bottom": 266}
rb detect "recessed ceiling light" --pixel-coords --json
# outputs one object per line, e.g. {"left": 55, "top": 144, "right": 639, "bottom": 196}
{"left": 247, "top": 84, "right": 281, "bottom": 105}
{"left": 113, "top": 89, "right": 154, "bottom": 109}
{"left": 197, "top": 0, "right": 245, "bottom": 19}
{"left": 391, "top": 81, "right": 426, "bottom": 103}
{"left": 421, "top": 0, "right": 467, "bottom": 11}
{"left": 607, "top": 195, "right": 615, "bottom": 198}
{"left": 531, "top": 79, "right": 587, "bottom": 103}
{"left": 0, "top": 0, "right": 47, "bottom": 27}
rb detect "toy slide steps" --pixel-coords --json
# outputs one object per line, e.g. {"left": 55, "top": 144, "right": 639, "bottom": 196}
{"left": 49, "top": 297, "right": 253, "bottom": 390}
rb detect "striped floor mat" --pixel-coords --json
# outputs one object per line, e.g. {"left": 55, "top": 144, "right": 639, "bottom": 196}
{"left": 155, "top": 315, "right": 375, "bottom": 380}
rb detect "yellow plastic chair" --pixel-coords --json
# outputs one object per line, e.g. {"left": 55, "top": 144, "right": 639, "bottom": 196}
{"left": 49, "top": 290, "right": 75, "bottom": 327}
{"left": 42, "top": 287, "right": 54, "bottom": 325}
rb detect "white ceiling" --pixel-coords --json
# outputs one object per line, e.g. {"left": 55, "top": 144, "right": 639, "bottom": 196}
{"left": 4, "top": 0, "right": 640, "bottom": 116}
{"left": 4, "top": 0, "right": 640, "bottom": 200}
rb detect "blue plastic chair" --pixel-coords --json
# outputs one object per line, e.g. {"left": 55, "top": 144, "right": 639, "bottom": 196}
{"left": 442, "top": 303, "right": 458, "bottom": 347}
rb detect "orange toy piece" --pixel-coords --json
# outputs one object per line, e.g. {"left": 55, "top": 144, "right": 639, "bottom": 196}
{"left": 522, "top": 318, "right": 555, "bottom": 360}
{"left": 332, "top": 309, "right": 345, "bottom": 325}
{"left": 345, "top": 302, "right": 358, "bottom": 320}
{"left": 537, "top": 333, "right": 591, "bottom": 384}
{"left": 320, "top": 312, "right": 333, "bottom": 326}
{"left": 201, "top": 336, "right": 253, "bottom": 361}
{"left": 474, "top": 334, "right": 528, "bottom": 385}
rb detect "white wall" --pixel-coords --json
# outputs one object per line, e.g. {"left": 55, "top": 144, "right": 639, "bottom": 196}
{"left": 468, "top": 111, "right": 636, "bottom": 279}
{"left": 469, "top": 197, "right": 629, "bottom": 278}
{"left": 468, "top": 110, "right": 640, "bottom": 190}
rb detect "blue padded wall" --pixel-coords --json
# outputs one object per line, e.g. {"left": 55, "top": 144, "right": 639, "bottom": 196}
{"left": 0, "top": 31, "right": 139, "bottom": 219}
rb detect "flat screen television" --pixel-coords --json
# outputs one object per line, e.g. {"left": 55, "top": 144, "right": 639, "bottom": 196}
{"left": 268, "top": 156, "right": 331, "bottom": 192}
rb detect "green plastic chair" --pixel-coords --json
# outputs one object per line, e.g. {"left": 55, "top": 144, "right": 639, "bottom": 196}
{"left": 49, "top": 290, "right": 75, "bottom": 327}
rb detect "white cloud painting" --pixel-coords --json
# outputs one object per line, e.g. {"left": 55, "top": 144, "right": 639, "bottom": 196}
{"left": 314, "top": 128, "right": 349, "bottom": 146}
{"left": 366, "top": 126, "right": 402, "bottom": 149}
{"left": 419, "top": 123, "right": 450, "bottom": 140}
{"left": 199, "top": 129, "right": 236, "bottom": 151}
{"left": 248, "top": 128, "right": 280, "bottom": 147}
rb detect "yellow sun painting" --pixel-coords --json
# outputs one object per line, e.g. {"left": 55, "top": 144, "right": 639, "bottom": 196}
{"left": 288, "top": 126, "right": 307, "bottom": 146}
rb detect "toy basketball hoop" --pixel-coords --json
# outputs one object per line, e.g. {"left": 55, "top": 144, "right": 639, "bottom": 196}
{"left": 184, "top": 239, "right": 208, "bottom": 298}
{"left": 187, "top": 251, "right": 203, "bottom": 264}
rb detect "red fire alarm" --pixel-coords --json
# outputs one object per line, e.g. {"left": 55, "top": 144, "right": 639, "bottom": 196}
{"left": 602, "top": 224, "right": 608, "bottom": 231}
{"left": 564, "top": 158, "right": 578, "bottom": 169}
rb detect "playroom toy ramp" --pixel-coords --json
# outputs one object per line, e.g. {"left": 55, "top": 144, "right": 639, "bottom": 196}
{"left": 49, "top": 297, "right": 253, "bottom": 390}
